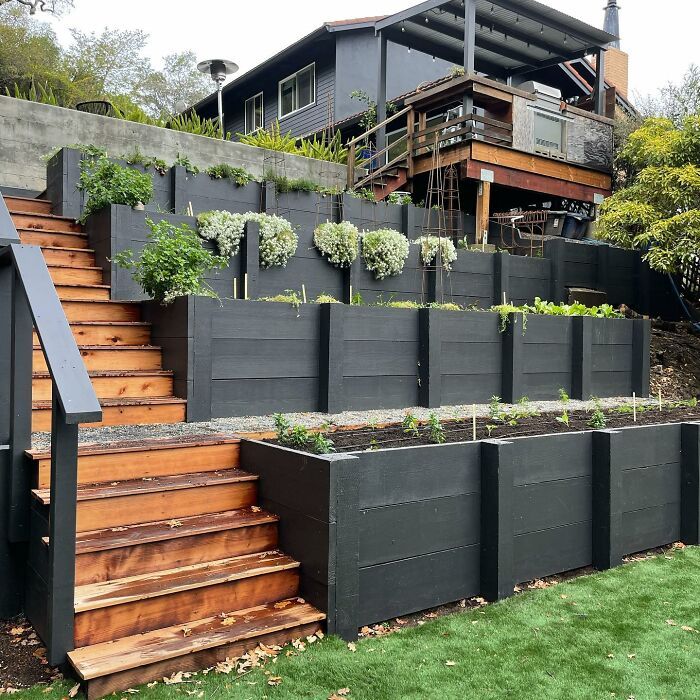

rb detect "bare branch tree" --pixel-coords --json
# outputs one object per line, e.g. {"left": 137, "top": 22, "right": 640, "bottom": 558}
{"left": 0, "top": 0, "right": 73, "bottom": 15}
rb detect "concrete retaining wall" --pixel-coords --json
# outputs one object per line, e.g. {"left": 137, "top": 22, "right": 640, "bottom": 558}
{"left": 0, "top": 96, "right": 348, "bottom": 193}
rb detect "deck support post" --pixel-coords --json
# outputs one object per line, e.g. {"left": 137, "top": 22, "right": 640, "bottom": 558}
{"left": 463, "top": 0, "right": 476, "bottom": 118}
{"left": 480, "top": 440, "right": 515, "bottom": 601}
{"left": 592, "top": 430, "right": 624, "bottom": 570}
{"left": 375, "top": 31, "right": 388, "bottom": 165}
{"left": 681, "top": 423, "right": 700, "bottom": 545}
{"left": 594, "top": 48, "right": 607, "bottom": 116}
{"left": 475, "top": 180, "right": 491, "bottom": 245}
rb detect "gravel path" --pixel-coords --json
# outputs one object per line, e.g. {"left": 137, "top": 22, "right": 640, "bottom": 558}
{"left": 31, "top": 395, "right": 651, "bottom": 451}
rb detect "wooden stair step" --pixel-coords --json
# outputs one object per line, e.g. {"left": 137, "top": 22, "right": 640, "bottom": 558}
{"left": 68, "top": 598, "right": 324, "bottom": 696}
{"left": 32, "top": 469, "right": 257, "bottom": 531}
{"left": 69, "top": 508, "right": 279, "bottom": 585}
{"left": 48, "top": 264, "right": 103, "bottom": 285}
{"left": 10, "top": 211, "right": 82, "bottom": 233}
{"left": 32, "top": 370, "right": 174, "bottom": 402}
{"left": 18, "top": 228, "right": 88, "bottom": 249}
{"left": 73, "top": 551, "right": 301, "bottom": 646}
{"left": 33, "top": 321, "right": 151, "bottom": 347}
{"left": 31, "top": 396, "right": 186, "bottom": 433}
{"left": 4, "top": 196, "right": 52, "bottom": 214}
{"left": 29, "top": 435, "right": 240, "bottom": 488}
{"left": 55, "top": 284, "right": 111, "bottom": 301}
{"left": 41, "top": 245, "right": 95, "bottom": 267}
{"left": 60, "top": 300, "right": 141, "bottom": 323}
{"left": 33, "top": 345, "right": 163, "bottom": 373}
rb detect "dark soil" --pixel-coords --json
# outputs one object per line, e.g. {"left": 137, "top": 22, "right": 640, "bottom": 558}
{"left": 269, "top": 403, "right": 700, "bottom": 454}
{"left": 0, "top": 616, "right": 62, "bottom": 692}
{"left": 650, "top": 319, "right": 700, "bottom": 399}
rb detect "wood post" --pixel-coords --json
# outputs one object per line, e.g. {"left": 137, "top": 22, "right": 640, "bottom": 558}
{"left": 406, "top": 108, "right": 415, "bottom": 180}
{"left": 502, "top": 313, "right": 524, "bottom": 403}
{"left": 571, "top": 316, "right": 593, "bottom": 401}
{"left": 240, "top": 221, "right": 260, "bottom": 300}
{"left": 419, "top": 308, "right": 442, "bottom": 408}
{"left": 681, "top": 423, "right": 700, "bottom": 546}
{"left": 592, "top": 430, "right": 624, "bottom": 570}
{"left": 493, "top": 251, "right": 510, "bottom": 306}
{"left": 544, "top": 237, "right": 566, "bottom": 303}
{"left": 632, "top": 319, "right": 651, "bottom": 398}
{"left": 475, "top": 181, "right": 491, "bottom": 245}
{"left": 319, "top": 303, "right": 345, "bottom": 414}
{"left": 480, "top": 439, "right": 515, "bottom": 601}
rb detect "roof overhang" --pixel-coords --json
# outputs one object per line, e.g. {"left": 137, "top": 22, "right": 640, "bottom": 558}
{"left": 376, "top": 0, "right": 617, "bottom": 79}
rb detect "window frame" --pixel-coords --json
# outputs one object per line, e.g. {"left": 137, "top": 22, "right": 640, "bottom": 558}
{"left": 244, "top": 92, "right": 264, "bottom": 134}
{"left": 278, "top": 63, "right": 316, "bottom": 120}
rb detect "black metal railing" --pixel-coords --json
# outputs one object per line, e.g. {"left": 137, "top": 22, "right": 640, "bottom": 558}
{"left": 0, "top": 193, "right": 101, "bottom": 666}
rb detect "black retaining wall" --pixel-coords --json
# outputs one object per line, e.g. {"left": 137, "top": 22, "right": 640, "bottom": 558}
{"left": 240, "top": 421, "right": 700, "bottom": 639}
{"left": 47, "top": 147, "right": 678, "bottom": 316}
{"left": 143, "top": 299, "right": 650, "bottom": 422}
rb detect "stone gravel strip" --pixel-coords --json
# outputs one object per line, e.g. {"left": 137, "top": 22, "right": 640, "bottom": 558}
{"left": 31, "top": 395, "right": 653, "bottom": 451}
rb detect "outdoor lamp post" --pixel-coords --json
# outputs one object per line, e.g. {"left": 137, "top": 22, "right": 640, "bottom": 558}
{"left": 197, "top": 59, "right": 239, "bottom": 139}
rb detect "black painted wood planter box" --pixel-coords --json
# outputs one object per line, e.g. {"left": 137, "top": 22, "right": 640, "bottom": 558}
{"left": 140, "top": 299, "right": 650, "bottom": 422}
{"left": 240, "top": 421, "right": 700, "bottom": 640}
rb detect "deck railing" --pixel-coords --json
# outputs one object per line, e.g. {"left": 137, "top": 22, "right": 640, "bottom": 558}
{"left": 0, "top": 193, "right": 101, "bottom": 665}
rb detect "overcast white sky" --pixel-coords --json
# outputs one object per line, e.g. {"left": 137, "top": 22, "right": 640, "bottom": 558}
{"left": 48, "top": 0, "right": 697, "bottom": 99}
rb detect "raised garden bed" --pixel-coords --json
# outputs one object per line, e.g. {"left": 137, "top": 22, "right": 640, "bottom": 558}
{"left": 266, "top": 402, "right": 700, "bottom": 453}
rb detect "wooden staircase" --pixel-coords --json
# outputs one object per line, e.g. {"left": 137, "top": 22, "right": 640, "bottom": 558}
{"left": 5, "top": 196, "right": 187, "bottom": 431}
{"left": 27, "top": 437, "right": 324, "bottom": 700}
{"left": 4, "top": 195, "right": 325, "bottom": 698}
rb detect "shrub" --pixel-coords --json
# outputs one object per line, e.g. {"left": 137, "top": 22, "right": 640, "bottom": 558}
{"left": 250, "top": 213, "right": 298, "bottom": 268}
{"left": 78, "top": 156, "right": 154, "bottom": 222}
{"left": 123, "top": 147, "right": 168, "bottom": 176}
{"left": 113, "top": 219, "right": 226, "bottom": 304}
{"left": 386, "top": 192, "right": 412, "bottom": 205}
{"left": 206, "top": 164, "right": 255, "bottom": 186}
{"left": 416, "top": 235, "right": 458, "bottom": 271}
{"left": 314, "top": 221, "right": 359, "bottom": 268}
{"left": 197, "top": 210, "right": 247, "bottom": 258}
{"left": 174, "top": 153, "right": 200, "bottom": 174}
{"left": 361, "top": 229, "right": 410, "bottom": 279}
{"left": 169, "top": 112, "right": 229, "bottom": 139}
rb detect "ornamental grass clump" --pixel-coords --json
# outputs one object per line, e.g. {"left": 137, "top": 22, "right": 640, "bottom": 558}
{"left": 416, "top": 235, "right": 458, "bottom": 271}
{"left": 197, "top": 210, "right": 247, "bottom": 258}
{"left": 314, "top": 221, "right": 359, "bottom": 268}
{"left": 113, "top": 219, "right": 226, "bottom": 305}
{"left": 361, "top": 228, "right": 410, "bottom": 279}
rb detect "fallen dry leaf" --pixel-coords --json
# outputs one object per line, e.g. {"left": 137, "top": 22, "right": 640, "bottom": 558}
{"left": 267, "top": 676, "right": 282, "bottom": 686}
{"left": 182, "top": 627, "right": 192, "bottom": 638}
{"left": 445, "top": 661, "right": 457, "bottom": 667}
{"left": 666, "top": 620, "right": 677, "bottom": 626}
{"left": 221, "top": 617, "right": 237, "bottom": 627}
{"left": 68, "top": 683, "right": 80, "bottom": 698}
{"left": 8, "top": 627, "right": 25, "bottom": 636}
{"left": 251, "top": 506, "right": 262, "bottom": 513}
{"left": 167, "top": 520, "right": 183, "bottom": 529}
{"left": 681, "top": 626, "right": 697, "bottom": 633}
{"left": 347, "top": 642, "right": 357, "bottom": 652}
{"left": 274, "top": 601, "right": 292, "bottom": 610}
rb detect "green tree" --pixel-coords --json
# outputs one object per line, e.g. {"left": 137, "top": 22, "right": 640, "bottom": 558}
{"left": 597, "top": 115, "right": 700, "bottom": 274}
{"left": 636, "top": 64, "right": 700, "bottom": 126}
{"left": 0, "top": 0, "right": 73, "bottom": 14}
{"left": 137, "top": 51, "right": 212, "bottom": 119}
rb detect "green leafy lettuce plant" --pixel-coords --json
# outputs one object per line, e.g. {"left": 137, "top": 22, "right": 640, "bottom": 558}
{"left": 113, "top": 218, "right": 226, "bottom": 304}
{"left": 314, "top": 221, "right": 359, "bottom": 268}
{"left": 361, "top": 229, "right": 410, "bottom": 279}
{"left": 78, "top": 156, "right": 154, "bottom": 222}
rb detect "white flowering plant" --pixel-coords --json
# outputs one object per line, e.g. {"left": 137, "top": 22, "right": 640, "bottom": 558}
{"left": 197, "top": 210, "right": 247, "bottom": 258}
{"left": 415, "top": 235, "right": 458, "bottom": 271}
{"left": 314, "top": 221, "right": 359, "bottom": 268}
{"left": 361, "top": 228, "right": 410, "bottom": 279}
{"left": 249, "top": 213, "right": 298, "bottom": 268}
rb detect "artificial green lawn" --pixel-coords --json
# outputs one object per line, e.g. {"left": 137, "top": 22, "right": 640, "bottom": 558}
{"left": 18, "top": 546, "right": 700, "bottom": 700}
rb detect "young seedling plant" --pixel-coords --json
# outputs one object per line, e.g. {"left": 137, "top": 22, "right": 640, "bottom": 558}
{"left": 556, "top": 388, "right": 570, "bottom": 427}
{"left": 428, "top": 413, "right": 446, "bottom": 444}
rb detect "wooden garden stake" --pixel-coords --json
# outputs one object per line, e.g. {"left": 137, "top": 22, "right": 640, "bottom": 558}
{"left": 244, "top": 273, "right": 248, "bottom": 300}
{"left": 233, "top": 278, "right": 238, "bottom": 299}
{"left": 472, "top": 404, "right": 477, "bottom": 441}
{"left": 302, "top": 284, "right": 307, "bottom": 304}
{"left": 502, "top": 292, "right": 507, "bottom": 306}
{"left": 349, "top": 285, "right": 353, "bottom": 303}
{"left": 187, "top": 201, "right": 194, "bottom": 217}
{"left": 633, "top": 392, "right": 637, "bottom": 422}
{"left": 659, "top": 389, "right": 662, "bottom": 411}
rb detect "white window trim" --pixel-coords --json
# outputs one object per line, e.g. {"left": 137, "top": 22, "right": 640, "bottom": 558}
{"left": 278, "top": 63, "right": 316, "bottom": 120}
{"left": 245, "top": 92, "right": 264, "bottom": 134}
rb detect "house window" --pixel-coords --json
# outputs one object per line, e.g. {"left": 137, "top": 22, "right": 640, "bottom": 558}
{"left": 245, "top": 92, "right": 264, "bottom": 133}
{"left": 278, "top": 64, "right": 315, "bottom": 119}
{"left": 534, "top": 112, "right": 566, "bottom": 155}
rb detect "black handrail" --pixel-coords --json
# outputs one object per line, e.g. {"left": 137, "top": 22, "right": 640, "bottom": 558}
{"left": 0, "top": 193, "right": 101, "bottom": 666}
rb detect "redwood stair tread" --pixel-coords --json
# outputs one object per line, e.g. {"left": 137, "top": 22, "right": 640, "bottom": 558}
{"left": 40, "top": 244, "right": 96, "bottom": 254}
{"left": 7, "top": 209, "right": 72, "bottom": 220}
{"left": 32, "top": 397, "right": 185, "bottom": 411}
{"left": 55, "top": 284, "right": 111, "bottom": 290}
{"left": 32, "top": 369, "right": 174, "bottom": 379}
{"left": 27, "top": 434, "right": 239, "bottom": 461}
{"left": 68, "top": 598, "right": 324, "bottom": 680}
{"left": 32, "top": 468, "right": 256, "bottom": 505}
{"left": 46, "top": 263, "right": 103, "bottom": 271}
{"left": 46, "top": 507, "right": 279, "bottom": 554}
{"left": 17, "top": 227, "right": 87, "bottom": 236}
{"left": 73, "top": 550, "right": 298, "bottom": 613}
